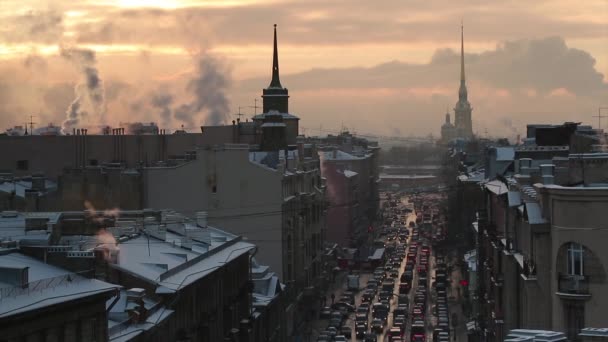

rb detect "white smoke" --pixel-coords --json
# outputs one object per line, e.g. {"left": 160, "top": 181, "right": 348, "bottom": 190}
{"left": 60, "top": 47, "right": 106, "bottom": 133}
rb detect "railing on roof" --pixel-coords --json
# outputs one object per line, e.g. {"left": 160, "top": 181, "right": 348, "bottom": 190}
{"left": 0, "top": 273, "right": 89, "bottom": 301}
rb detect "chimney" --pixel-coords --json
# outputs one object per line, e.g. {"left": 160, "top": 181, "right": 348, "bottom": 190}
{"left": 196, "top": 211, "right": 208, "bottom": 228}
{"left": 519, "top": 158, "right": 532, "bottom": 175}
{"left": 540, "top": 163, "right": 555, "bottom": 185}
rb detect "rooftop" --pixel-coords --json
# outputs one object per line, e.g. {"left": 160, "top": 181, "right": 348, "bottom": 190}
{"left": 0, "top": 211, "right": 58, "bottom": 244}
{"left": 0, "top": 252, "right": 118, "bottom": 318}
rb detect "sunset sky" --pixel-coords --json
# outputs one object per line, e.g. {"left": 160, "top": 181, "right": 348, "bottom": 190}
{"left": 1, "top": 0, "right": 607, "bottom": 138}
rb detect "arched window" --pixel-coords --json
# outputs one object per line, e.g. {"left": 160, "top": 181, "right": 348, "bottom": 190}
{"left": 567, "top": 242, "right": 584, "bottom": 276}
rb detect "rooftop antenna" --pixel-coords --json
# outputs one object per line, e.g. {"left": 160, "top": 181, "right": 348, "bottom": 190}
{"left": 28, "top": 115, "right": 36, "bottom": 134}
{"left": 594, "top": 107, "right": 608, "bottom": 130}
{"left": 247, "top": 98, "right": 260, "bottom": 115}
{"left": 236, "top": 106, "right": 245, "bottom": 120}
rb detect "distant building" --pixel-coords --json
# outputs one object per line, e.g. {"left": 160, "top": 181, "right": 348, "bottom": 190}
{"left": 454, "top": 25, "right": 473, "bottom": 139}
{"left": 313, "top": 132, "right": 380, "bottom": 248}
{"left": 441, "top": 111, "right": 457, "bottom": 143}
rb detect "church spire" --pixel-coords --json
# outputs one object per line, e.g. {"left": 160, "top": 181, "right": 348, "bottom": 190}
{"left": 269, "top": 24, "right": 282, "bottom": 88}
{"left": 458, "top": 22, "right": 468, "bottom": 102}
{"left": 460, "top": 23, "right": 465, "bottom": 84}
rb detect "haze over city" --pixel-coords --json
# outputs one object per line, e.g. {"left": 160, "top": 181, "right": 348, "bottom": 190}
{"left": 1, "top": 0, "right": 607, "bottom": 138}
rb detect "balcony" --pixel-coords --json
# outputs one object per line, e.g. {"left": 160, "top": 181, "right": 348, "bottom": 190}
{"left": 556, "top": 274, "right": 591, "bottom": 300}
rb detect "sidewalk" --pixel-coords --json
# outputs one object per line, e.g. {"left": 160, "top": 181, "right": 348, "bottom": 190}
{"left": 309, "top": 271, "right": 349, "bottom": 340}
{"left": 447, "top": 261, "right": 469, "bottom": 342}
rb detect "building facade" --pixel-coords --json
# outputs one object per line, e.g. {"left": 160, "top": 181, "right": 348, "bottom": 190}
{"left": 468, "top": 150, "right": 608, "bottom": 341}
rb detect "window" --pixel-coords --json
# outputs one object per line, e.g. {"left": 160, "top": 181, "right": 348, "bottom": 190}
{"left": 567, "top": 243, "right": 584, "bottom": 276}
{"left": 16, "top": 160, "right": 28, "bottom": 170}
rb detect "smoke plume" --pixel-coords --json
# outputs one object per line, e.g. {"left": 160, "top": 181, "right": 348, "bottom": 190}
{"left": 499, "top": 117, "right": 519, "bottom": 140}
{"left": 173, "top": 53, "right": 230, "bottom": 128}
{"left": 60, "top": 47, "right": 107, "bottom": 132}
{"left": 134, "top": 53, "right": 231, "bottom": 130}
{"left": 150, "top": 90, "right": 173, "bottom": 128}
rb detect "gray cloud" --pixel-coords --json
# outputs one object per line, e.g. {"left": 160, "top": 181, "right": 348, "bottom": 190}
{"left": 61, "top": 1, "right": 608, "bottom": 47}
{"left": 0, "top": 9, "right": 64, "bottom": 44}
{"left": 239, "top": 37, "right": 607, "bottom": 96}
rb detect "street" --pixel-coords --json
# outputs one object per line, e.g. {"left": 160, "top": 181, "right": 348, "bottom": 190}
{"left": 311, "top": 191, "right": 466, "bottom": 342}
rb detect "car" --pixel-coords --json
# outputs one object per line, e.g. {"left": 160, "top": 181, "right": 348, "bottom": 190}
{"left": 362, "top": 290, "right": 375, "bottom": 303}
{"left": 339, "top": 295, "right": 355, "bottom": 306}
{"left": 334, "top": 335, "right": 347, "bottom": 342}
{"left": 372, "top": 302, "right": 389, "bottom": 321}
{"left": 388, "top": 327, "right": 403, "bottom": 341}
{"left": 364, "top": 332, "right": 378, "bottom": 342}
{"left": 371, "top": 318, "right": 384, "bottom": 333}
{"left": 399, "top": 282, "right": 411, "bottom": 294}
{"left": 340, "top": 326, "right": 352, "bottom": 338}
{"left": 332, "top": 302, "right": 355, "bottom": 313}
{"left": 359, "top": 302, "right": 370, "bottom": 312}
{"left": 326, "top": 326, "right": 338, "bottom": 338}
{"left": 397, "top": 294, "right": 409, "bottom": 305}
{"left": 390, "top": 269, "right": 399, "bottom": 278}
{"left": 329, "top": 317, "right": 342, "bottom": 329}
{"left": 394, "top": 304, "right": 408, "bottom": 317}
{"left": 355, "top": 313, "right": 368, "bottom": 328}
{"left": 319, "top": 306, "right": 332, "bottom": 319}
{"left": 379, "top": 290, "right": 392, "bottom": 301}
{"left": 411, "top": 321, "right": 425, "bottom": 341}
{"left": 356, "top": 324, "right": 367, "bottom": 338}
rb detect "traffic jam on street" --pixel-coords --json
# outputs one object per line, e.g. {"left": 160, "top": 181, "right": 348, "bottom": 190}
{"left": 315, "top": 191, "right": 453, "bottom": 342}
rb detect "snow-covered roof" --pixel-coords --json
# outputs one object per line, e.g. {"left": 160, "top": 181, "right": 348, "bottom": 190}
{"left": 111, "top": 227, "right": 254, "bottom": 293}
{"left": 343, "top": 170, "right": 358, "bottom": 178}
{"left": 0, "top": 212, "right": 57, "bottom": 243}
{"left": 319, "top": 150, "right": 367, "bottom": 161}
{"left": 107, "top": 289, "right": 173, "bottom": 341}
{"left": 0, "top": 253, "right": 118, "bottom": 318}
{"left": 252, "top": 272, "right": 280, "bottom": 306}
{"left": 0, "top": 179, "right": 57, "bottom": 198}
{"left": 484, "top": 180, "right": 508, "bottom": 195}
{"left": 506, "top": 329, "right": 567, "bottom": 342}
{"left": 525, "top": 202, "right": 547, "bottom": 225}
{"left": 380, "top": 174, "right": 436, "bottom": 180}
{"left": 252, "top": 112, "right": 299, "bottom": 120}
{"left": 496, "top": 147, "right": 515, "bottom": 161}
{"left": 458, "top": 169, "right": 485, "bottom": 183}
{"left": 508, "top": 191, "right": 522, "bottom": 207}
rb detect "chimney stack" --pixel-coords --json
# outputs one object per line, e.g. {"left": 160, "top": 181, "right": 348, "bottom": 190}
{"left": 540, "top": 163, "right": 555, "bottom": 185}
